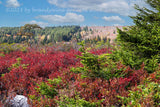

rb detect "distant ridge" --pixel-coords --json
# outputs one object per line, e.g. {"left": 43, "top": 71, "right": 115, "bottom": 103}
{"left": 81, "top": 26, "right": 125, "bottom": 43}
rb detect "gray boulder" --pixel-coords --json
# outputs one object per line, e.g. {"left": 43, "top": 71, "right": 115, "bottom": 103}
{"left": 9, "top": 95, "right": 29, "bottom": 107}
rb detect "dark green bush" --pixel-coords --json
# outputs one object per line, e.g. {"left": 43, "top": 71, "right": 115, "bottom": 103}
{"left": 71, "top": 41, "right": 127, "bottom": 80}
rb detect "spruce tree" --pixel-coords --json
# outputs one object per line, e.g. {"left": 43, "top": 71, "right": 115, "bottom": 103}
{"left": 117, "top": 0, "right": 160, "bottom": 72}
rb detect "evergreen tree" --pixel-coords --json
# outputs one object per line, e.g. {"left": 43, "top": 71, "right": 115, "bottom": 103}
{"left": 117, "top": 0, "right": 160, "bottom": 72}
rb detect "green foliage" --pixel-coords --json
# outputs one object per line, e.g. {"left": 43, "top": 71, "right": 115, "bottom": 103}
{"left": 71, "top": 41, "right": 126, "bottom": 80}
{"left": 0, "top": 43, "right": 16, "bottom": 54}
{"left": 83, "top": 26, "right": 88, "bottom": 32}
{"left": 117, "top": 0, "right": 160, "bottom": 73}
{"left": 118, "top": 82, "right": 160, "bottom": 106}
{"left": 0, "top": 43, "right": 27, "bottom": 54}
{"left": 12, "top": 57, "right": 22, "bottom": 68}
{"left": 48, "top": 77, "right": 62, "bottom": 85}
{"left": 0, "top": 25, "right": 81, "bottom": 44}
{"left": 0, "top": 53, "right": 5, "bottom": 57}
{"left": 156, "top": 69, "right": 160, "bottom": 79}
{"left": 96, "top": 39, "right": 111, "bottom": 49}
{"left": 84, "top": 36, "right": 108, "bottom": 45}
{"left": 8, "top": 57, "right": 29, "bottom": 71}
{"left": 57, "top": 95, "right": 101, "bottom": 107}
{"left": 109, "top": 46, "right": 143, "bottom": 69}
{"left": 36, "top": 82, "right": 58, "bottom": 99}
{"left": 144, "top": 55, "right": 159, "bottom": 73}
{"left": 35, "top": 78, "right": 62, "bottom": 99}
{"left": 1, "top": 74, "right": 5, "bottom": 77}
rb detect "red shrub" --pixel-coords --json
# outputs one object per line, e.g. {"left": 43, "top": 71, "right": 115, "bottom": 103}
{"left": 0, "top": 47, "right": 150, "bottom": 106}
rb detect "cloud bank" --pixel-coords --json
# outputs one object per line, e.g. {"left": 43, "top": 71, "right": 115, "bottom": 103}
{"left": 6, "top": 0, "right": 20, "bottom": 7}
{"left": 47, "top": 0, "right": 147, "bottom": 16}
{"left": 103, "top": 16, "right": 124, "bottom": 23}
{"left": 36, "top": 13, "right": 84, "bottom": 24}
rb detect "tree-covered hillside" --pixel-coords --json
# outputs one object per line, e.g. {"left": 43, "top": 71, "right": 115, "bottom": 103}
{"left": 0, "top": 25, "right": 81, "bottom": 44}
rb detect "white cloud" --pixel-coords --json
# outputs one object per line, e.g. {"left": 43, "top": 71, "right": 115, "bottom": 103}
{"left": 113, "top": 24, "right": 122, "bottom": 26}
{"left": 103, "top": 16, "right": 124, "bottom": 23}
{"left": 36, "top": 13, "right": 84, "bottom": 24}
{"left": 6, "top": 0, "right": 20, "bottom": 7}
{"left": 23, "top": 20, "right": 49, "bottom": 28}
{"left": 0, "top": 1, "right": 2, "bottom": 4}
{"left": 47, "top": 0, "right": 147, "bottom": 16}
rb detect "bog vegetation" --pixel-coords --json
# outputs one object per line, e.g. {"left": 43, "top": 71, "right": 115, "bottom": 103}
{"left": 0, "top": 0, "right": 160, "bottom": 106}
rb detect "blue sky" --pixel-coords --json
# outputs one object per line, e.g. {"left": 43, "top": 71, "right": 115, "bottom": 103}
{"left": 0, "top": 0, "right": 147, "bottom": 27}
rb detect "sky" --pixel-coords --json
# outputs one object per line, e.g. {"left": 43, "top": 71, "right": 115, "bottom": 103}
{"left": 0, "top": 0, "right": 148, "bottom": 27}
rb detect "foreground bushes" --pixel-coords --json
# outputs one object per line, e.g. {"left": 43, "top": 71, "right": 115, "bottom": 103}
{"left": 0, "top": 43, "right": 159, "bottom": 106}
{"left": 0, "top": 47, "right": 79, "bottom": 105}
{"left": 119, "top": 82, "right": 160, "bottom": 106}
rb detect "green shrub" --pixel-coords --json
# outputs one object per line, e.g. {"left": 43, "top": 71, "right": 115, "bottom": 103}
{"left": 0, "top": 43, "right": 27, "bottom": 54}
{"left": 8, "top": 57, "right": 29, "bottom": 71}
{"left": 57, "top": 95, "right": 102, "bottom": 107}
{"left": 36, "top": 82, "right": 58, "bottom": 99}
{"left": 109, "top": 46, "right": 159, "bottom": 73}
{"left": 108, "top": 46, "right": 143, "bottom": 70}
{"left": 118, "top": 82, "right": 160, "bottom": 106}
{"left": 34, "top": 78, "right": 62, "bottom": 99}
{"left": 71, "top": 41, "right": 127, "bottom": 80}
{"left": 0, "top": 53, "right": 5, "bottom": 57}
{"left": 117, "top": 0, "right": 160, "bottom": 73}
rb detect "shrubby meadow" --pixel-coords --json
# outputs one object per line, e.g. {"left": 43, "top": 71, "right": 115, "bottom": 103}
{"left": 0, "top": 0, "right": 160, "bottom": 106}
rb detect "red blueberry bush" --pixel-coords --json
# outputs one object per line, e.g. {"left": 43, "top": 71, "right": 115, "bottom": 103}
{"left": 0, "top": 44, "right": 159, "bottom": 106}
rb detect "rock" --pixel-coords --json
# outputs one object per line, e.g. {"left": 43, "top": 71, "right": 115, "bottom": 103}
{"left": 9, "top": 95, "right": 29, "bottom": 107}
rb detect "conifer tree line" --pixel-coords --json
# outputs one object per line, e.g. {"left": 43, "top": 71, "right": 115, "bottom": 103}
{"left": 0, "top": 25, "right": 81, "bottom": 44}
